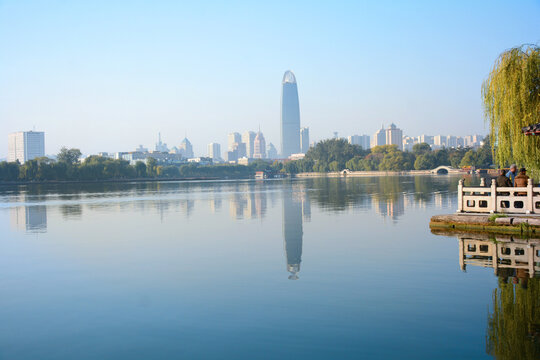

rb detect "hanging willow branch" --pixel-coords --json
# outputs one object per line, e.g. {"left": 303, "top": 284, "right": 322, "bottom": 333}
{"left": 482, "top": 44, "right": 540, "bottom": 177}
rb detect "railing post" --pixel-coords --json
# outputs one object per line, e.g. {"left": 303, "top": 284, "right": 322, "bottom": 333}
{"left": 491, "top": 179, "right": 497, "bottom": 213}
{"left": 527, "top": 178, "right": 533, "bottom": 214}
{"left": 457, "top": 179, "right": 464, "bottom": 212}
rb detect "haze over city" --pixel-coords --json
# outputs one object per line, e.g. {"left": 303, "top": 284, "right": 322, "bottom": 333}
{"left": 0, "top": 0, "right": 538, "bottom": 157}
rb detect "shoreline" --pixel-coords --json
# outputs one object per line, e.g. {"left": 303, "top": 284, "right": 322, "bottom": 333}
{"left": 0, "top": 171, "right": 470, "bottom": 186}
{"left": 430, "top": 213, "right": 540, "bottom": 235}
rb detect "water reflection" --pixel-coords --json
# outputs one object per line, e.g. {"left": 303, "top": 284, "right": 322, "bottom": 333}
{"left": 435, "top": 230, "right": 540, "bottom": 358}
{"left": 4, "top": 176, "right": 460, "bottom": 235}
{"left": 10, "top": 204, "right": 47, "bottom": 233}
{"left": 282, "top": 184, "right": 310, "bottom": 280}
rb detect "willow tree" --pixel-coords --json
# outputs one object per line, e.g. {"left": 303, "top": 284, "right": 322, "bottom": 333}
{"left": 483, "top": 44, "right": 540, "bottom": 176}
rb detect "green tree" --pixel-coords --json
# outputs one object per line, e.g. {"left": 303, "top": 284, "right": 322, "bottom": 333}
{"left": 483, "top": 45, "right": 540, "bottom": 175}
{"left": 146, "top": 157, "right": 157, "bottom": 177}
{"left": 412, "top": 142, "right": 431, "bottom": 155}
{"left": 306, "top": 139, "right": 365, "bottom": 169}
{"left": 135, "top": 161, "right": 147, "bottom": 177}
{"left": 414, "top": 152, "right": 436, "bottom": 170}
{"left": 57, "top": 147, "right": 82, "bottom": 165}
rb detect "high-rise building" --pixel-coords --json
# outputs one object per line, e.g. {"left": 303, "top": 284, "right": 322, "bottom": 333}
{"left": 402, "top": 136, "right": 416, "bottom": 152}
{"left": 280, "top": 70, "right": 301, "bottom": 157}
{"left": 228, "top": 132, "right": 241, "bottom": 151}
{"left": 446, "top": 135, "right": 457, "bottom": 148}
{"left": 267, "top": 143, "right": 278, "bottom": 159}
{"left": 348, "top": 135, "right": 370, "bottom": 150}
{"left": 154, "top": 132, "right": 168, "bottom": 152}
{"left": 253, "top": 132, "right": 266, "bottom": 159}
{"left": 300, "top": 127, "right": 310, "bottom": 154}
{"left": 418, "top": 134, "right": 434, "bottom": 146}
{"left": 434, "top": 135, "right": 446, "bottom": 148}
{"left": 371, "top": 126, "right": 386, "bottom": 148}
{"left": 207, "top": 142, "right": 221, "bottom": 160}
{"left": 8, "top": 131, "right": 45, "bottom": 163}
{"left": 179, "top": 138, "right": 194, "bottom": 158}
{"left": 385, "top": 124, "right": 403, "bottom": 150}
{"left": 242, "top": 131, "right": 256, "bottom": 158}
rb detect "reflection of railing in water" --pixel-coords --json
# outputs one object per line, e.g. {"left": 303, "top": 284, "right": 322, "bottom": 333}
{"left": 458, "top": 236, "right": 540, "bottom": 277}
{"left": 458, "top": 178, "right": 540, "bottom": 214}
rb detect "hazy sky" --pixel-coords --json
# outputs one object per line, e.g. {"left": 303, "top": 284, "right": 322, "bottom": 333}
{"left": 0, "top": 0, "right": 538, "bottom": 157}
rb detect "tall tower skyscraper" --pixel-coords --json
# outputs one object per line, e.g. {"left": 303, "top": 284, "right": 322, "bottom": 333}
{"left": 242, "top": 131, "right": 256, "bottom": 158}
{"left": 300, "top": 127, "right": 310, "bottom": 154}
{"left": 8, "top": 131, "right": 45, "bottom": 163}
{"left": 280, "top": 70, "right": 300, "bottom": 157}
{"left": 253, "top": 131, "right": 266, "bottom": 159}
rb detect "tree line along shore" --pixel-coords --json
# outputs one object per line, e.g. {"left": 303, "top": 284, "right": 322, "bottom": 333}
{"left": 0, "top": 139, "right": 492, "bottom": 183}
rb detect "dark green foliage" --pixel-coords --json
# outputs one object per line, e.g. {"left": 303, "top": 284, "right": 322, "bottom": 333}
{"left": 57, "top": 147, "right": 82, "bottom": 165}
{"left": 284, "top": 138, "right": 492, "bottom": 173}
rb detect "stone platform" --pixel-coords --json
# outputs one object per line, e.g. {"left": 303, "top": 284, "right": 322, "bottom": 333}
{"left": 430, "top": 213, "right": 540, "bottom": 235}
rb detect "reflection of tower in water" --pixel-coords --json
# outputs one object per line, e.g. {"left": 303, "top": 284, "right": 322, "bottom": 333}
{"left": 283, "top": 193, "right": 304, "bottom": 280}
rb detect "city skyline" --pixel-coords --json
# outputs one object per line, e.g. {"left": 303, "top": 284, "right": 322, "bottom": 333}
{"left": 1, "top": 1, "right": 537, "bottom": 157}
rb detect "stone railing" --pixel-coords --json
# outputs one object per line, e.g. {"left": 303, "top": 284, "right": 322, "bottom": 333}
{"left": 458, "top": 178, "right": 540, "bottom": 214}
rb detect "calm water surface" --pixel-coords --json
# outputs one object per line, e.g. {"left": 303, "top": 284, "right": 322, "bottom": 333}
{"left": 0, "top": 176, "right": 536, "bottom": 359}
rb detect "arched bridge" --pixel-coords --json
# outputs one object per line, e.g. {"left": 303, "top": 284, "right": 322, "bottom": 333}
{"left": 431, "top": 165, "right": 461, "bottom": 174}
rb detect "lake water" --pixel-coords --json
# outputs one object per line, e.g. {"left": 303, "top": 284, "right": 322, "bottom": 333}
{"left": 0, "top": 176, "right": 537, "bottom": 359}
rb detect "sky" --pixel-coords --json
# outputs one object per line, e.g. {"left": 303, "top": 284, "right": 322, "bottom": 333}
{"left": 0, "top": 0, "right": 539, "bottom": 157}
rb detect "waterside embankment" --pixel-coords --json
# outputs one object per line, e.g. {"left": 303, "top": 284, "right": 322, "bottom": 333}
{"left": 430, "top": 213, "right": 540, "bottom": 235}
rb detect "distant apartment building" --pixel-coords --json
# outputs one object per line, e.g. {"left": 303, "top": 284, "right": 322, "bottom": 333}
{"left": 386, "top": 124, "right": 403, "bottom": 150}
{"left": 464, "top": 134, "right": 484, "bottom": 148}
{"left": 8, "top": 131, "right": 45, "bottom": 163}
{"left": 207, "top": 142, "right": 221, "bottom": 160}
{"left": 242, "top": 131, "right": 256, "bottom": 158}
{"left": 228, "top": 132, "right": 242, "bottom": 151}
{"left": 371, "top": 127, "right": 386, "bottom": 148}
{"left": 446, "top": 135, "right": 457, "bottom": 148}
{"left": 417, "top": 134, "right": 434, "bottom": 146}
{"left": 402, "top": 136, "right": 416, "bottom": 152}
{"left": 433, "top": 135, "right": 446, "bottom": 149}
{"left": 122, "top": 151, "right": 184, "bottom": 165}
{"left": 348, "top": 134, "right": 370, "bottom": 150}
{"left": 300, "top": 127, "right": 310, "bottom": 154}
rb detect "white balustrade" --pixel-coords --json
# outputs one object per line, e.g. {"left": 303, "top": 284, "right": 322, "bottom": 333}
{"left": 457, "top": 178, "right": 540, "bottom": 214}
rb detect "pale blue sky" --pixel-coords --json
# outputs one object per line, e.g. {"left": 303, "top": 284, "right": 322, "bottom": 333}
{"left": 0, "top": 0, "right": 538, "bottom": 157}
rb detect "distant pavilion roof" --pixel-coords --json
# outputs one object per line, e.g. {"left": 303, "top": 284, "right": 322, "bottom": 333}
{"left": 522, "top": 123, "right": 540, "bottom": 136}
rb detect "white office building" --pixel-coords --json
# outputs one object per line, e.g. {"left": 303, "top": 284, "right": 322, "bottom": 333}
{"left": 348, "top": 135, "right": 370, "bottom": 150}
{"left": 207, "top": 142, "right": 221, "bottom": 160}
{"left": 385, "top": 124, "right": 403, "bottom": 150}
{"left": 8, "top": 131, "right": 45, "bottom": 163}
{"left": 371, "top": 127, "right": 386, "bottom": 148}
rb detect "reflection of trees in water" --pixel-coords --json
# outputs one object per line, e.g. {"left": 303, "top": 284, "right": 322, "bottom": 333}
{"left": 487, "top": 276, "right": 540, "bottom": 359}
{"left": 60, "top": 204, "right": 82, "bottom": 220}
